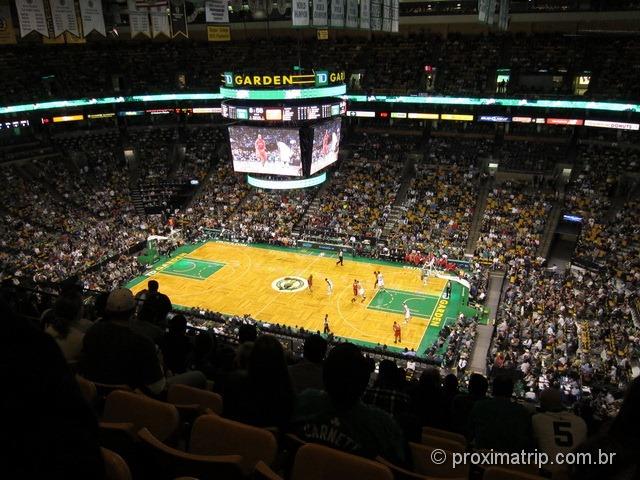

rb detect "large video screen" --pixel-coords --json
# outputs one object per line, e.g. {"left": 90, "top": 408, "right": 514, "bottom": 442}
{"left": 310, "top": 118, "right": 342, "bottom": 175}
{"left": 229, "top": 126, "right": 302, "bottom": 176}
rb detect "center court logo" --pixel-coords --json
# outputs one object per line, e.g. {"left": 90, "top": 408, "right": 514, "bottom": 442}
{"left": 272, "top": 276, "right": 307, "bottom": 293}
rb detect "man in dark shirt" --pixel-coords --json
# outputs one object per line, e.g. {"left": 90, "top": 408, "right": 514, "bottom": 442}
{"left": 469, "top": 375, "right": 533, "bottom": 452}
{"left": 138, "top": 280, "right": 172, "bottom": 326}
{"left": 81, "top": 288, "right": 166, "bottom": 394}
{"left": 291, "top": 343, "right": 406, "bottom": 466}
{"left": 451, "top": 373, "right": 489, "bottom": 439}
{"left": 288, "top": 334, "right": 327, "bottom": 394}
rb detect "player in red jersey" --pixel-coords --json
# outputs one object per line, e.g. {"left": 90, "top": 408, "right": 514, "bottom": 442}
{"left": 393, "top": 321, "right": 402, "bottom": 344}
{"left": 351, "top": 279, "right": 359, "bottom": 303}
{"left": 321, "top": 130, "right": 330, "bottom": 156}
{"left": 255, "top": 134, "right": 267, "bottom": 166}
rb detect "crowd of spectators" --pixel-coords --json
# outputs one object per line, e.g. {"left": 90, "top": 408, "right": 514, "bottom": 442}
{"left": 475, "top": 182, "right": 554, "bottom": 267}
{"left": 498, "top": 139, "right": 568, "bottom": 172}
{"left": 490, "top": 259, "right": 639, "bottom": 419}
{"left": 298, "top": 133, "right": 405, "bottom": 242}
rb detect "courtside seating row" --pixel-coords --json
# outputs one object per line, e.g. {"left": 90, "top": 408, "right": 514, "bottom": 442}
{"left": 77, "top": 377, "right": 545, "bottom": 480}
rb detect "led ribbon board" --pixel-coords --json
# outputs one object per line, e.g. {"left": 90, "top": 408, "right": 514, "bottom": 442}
{"left": 220, "top": 85, "right": 347, "bottom": 100}
{"left": 1, "top": 92, "right": 639, "bottom": 115}
{"left": 247, "top": 172, "right": 327, "bottom": 190}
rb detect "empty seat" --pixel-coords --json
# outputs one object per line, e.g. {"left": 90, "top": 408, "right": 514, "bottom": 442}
{"left": 101, "top": 447, "right": 132, "bottom": 480}
{"left": 137, "top": 427, "right": 244, "bottom": 480}
{"left": 291, "top": 443, "right": 394, "bottom": 480}
{"left": 167, "top": 384, "right": 223, "bottom": 415}
{"left": 103, "top": 390, "right": 179, "bottom": 443}
{"left": 190, "top": 414, "right": 277, "bottom": 474}
{"left": 483, "top": 466, "right": 546, "bottom": 480}
{"left": 409, "top": 442, "right": 469, "bottom": 479}
{"left": 76, "top": 375, "right": 97, "bottom": 407}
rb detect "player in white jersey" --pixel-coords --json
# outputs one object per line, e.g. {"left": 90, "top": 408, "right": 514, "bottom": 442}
{"left": 358, "top": 283, "right": 366, "bottom": 303}
{"left": 325, "top": 278, "right": 333, "bottom": 295}
{"left": 531, "top": 388, "right": 588, "bottom": 478}
{"left": 403, "top": 302, "right": 411, "bottom": 324}
{"left": 376, "top": 271, "right": 385, "bottom": 291}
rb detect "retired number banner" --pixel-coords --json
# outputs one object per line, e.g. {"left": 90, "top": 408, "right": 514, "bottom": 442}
{"left": 312, "top": 0, "right": 327, "bottom": 26}
{"left": 292, "top": 0, "right": 309, "bottom": 26}
{"left": 345, "top": 0, "right": 358, "bottom": 28}
{"left": 330, "top": 0, "right": 344, "bottom": 27}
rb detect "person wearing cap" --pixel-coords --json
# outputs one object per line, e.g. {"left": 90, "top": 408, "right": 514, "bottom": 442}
{"left": 80, "top": 288, "right": 205, "bottom": 395}
{"left": 80, "top": 288, "right": 167, "bottom": 395}
{"left": 532, "top": 387, "right": 587, "bottom": 479}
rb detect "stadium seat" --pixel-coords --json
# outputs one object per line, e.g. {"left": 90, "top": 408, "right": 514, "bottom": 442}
{"left": 76, "top": 374, "right": 97, "bottom": 407}
{"left": 473, "top": 450, "right": 540, "bottom": 476}
{"left": 103, "top": 390, "right": 180, "bottom": 443}
{"left": 409, "top": 442, "right": 469, "bottom": 479}
{"left": 421, "top": 427, "right": 467, "bottom": 447}
{"left": 420, "top": 434, "right": 465, "bottom": 454}
{"left": 483, "top": 466, "right": 546, "bottom": 480}
{"left": 252, "top": 460, "right": 284, "bottom": 480}
{"left": 291, "top": 443, "right": 394, "bottom": 480}
{"left": 101, "top": 447, "right": 132, "bottom": 480}
{"left": 137, "top": 427, "right": 244, "bottom": 480}
{"left": 189, "top": 413, "right": 277, "bottom": 474}
{"left": 376, "top": 457, "right": 466, "bottom": 480}
{"left": 167, "top": 384, "right": 223, "bottom": 415}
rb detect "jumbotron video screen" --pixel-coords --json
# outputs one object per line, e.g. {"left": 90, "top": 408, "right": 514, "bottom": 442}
{"left": 310, "top": 118, "right": 342, "bottom": 175}
{"left": 229, "top": 125, "right": 303, "bottom": 176}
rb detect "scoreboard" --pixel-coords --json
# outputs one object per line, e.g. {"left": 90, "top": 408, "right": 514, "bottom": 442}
{"left": 222, "top": 100, "right": 346, "bottom": 122}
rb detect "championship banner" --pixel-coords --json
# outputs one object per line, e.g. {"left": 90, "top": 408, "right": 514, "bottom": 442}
{"left": 0, "top": 3, "right": 17, "bottom": 43}
{"left": 359, "top": 0, "right": 370, "bottom": 30}
{"left": 127, "top": 0, "right": 150, "bottom": 37}
{"left": 205, "top": 0, "right": 228, "bottom": 23}
{"left": 207, "top": 24, "right": 229, "bottom": 41}
{"left": 276, "top": 0, "right": 286, "bottom": 15}
{"left": 478, "top": 0, "right": 487, "bottom": 22}
{"left": 49, "top": 0, "right": 80, "bottom": 37}
{"left": 312, "top": 0, "right": 327, "bottom": 26}
{"left": 79, "top": 0, "right": 105, "bottom": 36}
{"left": 391, "top": 0, "right": 398, "bottom": 32}
{"left": 382, "top": 0, "right": 391, "bottom": 32}
{"left": 291, "top": 0, "right": 308, "bottom": 26}
{"left": 370, "top": 0, "right": 381, "bottom": 30}
{"left": 487, "top": 0, "right": 497, "bottom": 25}
{"left": 15, "top": 0, "right": 48, "bottom": 37}
{"left": 150, "top": 5, "right": 170, "bottom": 37}
{"left": 345, "top": 0, "right": 357, "bottom": 28}
{"left": 170, "top": 0, "right": 188, "bottom": 38}
{"left": 329, "top": 0, "right": 344, "bottom": 27}
{"left": 498, "top": 0, "right": 509, "bottom": 31}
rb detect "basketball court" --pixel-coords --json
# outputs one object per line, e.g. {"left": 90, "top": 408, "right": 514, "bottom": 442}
{"left": 127, "top": 241, "right": 474, "bottom": 352}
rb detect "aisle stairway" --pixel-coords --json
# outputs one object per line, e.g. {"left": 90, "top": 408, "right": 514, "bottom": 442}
{"left": 464, "top": 180, "right": 491, "bottom": 255}
{"left": 536, "top": 199, "right": 563, "bottom": 259}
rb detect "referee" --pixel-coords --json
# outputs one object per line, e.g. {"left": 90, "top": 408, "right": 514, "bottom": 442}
{"left": 336, "top": 249, "right": 344, "bottom": 266}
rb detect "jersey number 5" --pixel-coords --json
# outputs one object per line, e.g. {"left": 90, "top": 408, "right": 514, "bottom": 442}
{"left": 553, "top": 421, "right": 574, "bottom": 447}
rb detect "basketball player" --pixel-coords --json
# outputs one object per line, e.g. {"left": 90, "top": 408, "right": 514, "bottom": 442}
{"left": 325, "top": 277, "right": 333, "bottom": 295}
{"left": 393, "top": 321, "right": 402, "bottom": 344}
{"left": 403, "top": 301, "right": 411, "bottom": 324}
{"left": 307, "top": 274, "right": 313, "bottom": 293}
{"left": 255, "top": 134, "right": 267, "bottom": 166}
{"left": 376, "top": 271, "right": 385, "bottom": 291}
{"left": 321, "top": 130, "right": 330, "bottom": 156}
{"left": 351, "top": 279, "right": 359, "bottom": 303}
{"left": 358, "top": 283, "right": 366, "bottom": 303}
{"left": 336, "top": 249, "right": 344, "bottom": 266}
{"left": 323, "top": 314, "right": 330, "bottom": 334}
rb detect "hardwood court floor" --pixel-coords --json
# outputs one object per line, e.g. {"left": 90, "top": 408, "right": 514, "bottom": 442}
{"left": 130, "top": 242, "right": 447, "bottom": 350}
